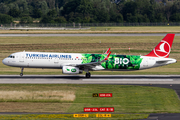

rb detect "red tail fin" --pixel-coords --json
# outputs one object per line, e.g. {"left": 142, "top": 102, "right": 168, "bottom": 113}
{"left": 145, "top": 34, "right": 175, "bottom": 58}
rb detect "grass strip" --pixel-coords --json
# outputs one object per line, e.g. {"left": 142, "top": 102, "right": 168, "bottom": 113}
{"left": 0, "top": 84, "right": 179, "bottom": 113}
{"left": 0, "top": 114, "right": 149, "bottom": 119}
{"left": 67, "top": 84, "right": 180, "bottom": 113}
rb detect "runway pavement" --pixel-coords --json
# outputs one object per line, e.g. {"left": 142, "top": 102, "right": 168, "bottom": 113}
{"left": 0, "top": 75, "right": 180, "bottom": 84}
{"left": 0, "top": 33, "right": 180, "bottom": 37}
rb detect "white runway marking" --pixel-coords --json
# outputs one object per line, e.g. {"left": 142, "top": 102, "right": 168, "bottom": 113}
{"left": 0, "top": 34, "right": 28, "bottom": 37}
{"left": 82, "top": 79, "right": 174, "bottom": 81}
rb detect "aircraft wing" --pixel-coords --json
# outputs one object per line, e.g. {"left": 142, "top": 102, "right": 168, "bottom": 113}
{"left": 75, "top": 51, "right": 111, "bottom": 69}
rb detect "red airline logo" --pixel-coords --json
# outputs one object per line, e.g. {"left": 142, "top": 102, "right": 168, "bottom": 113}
{"left": 154, "top": 40, "right": 170, "bottom": 58}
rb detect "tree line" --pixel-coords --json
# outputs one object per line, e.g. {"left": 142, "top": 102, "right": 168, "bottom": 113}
{"left": 0, "top": 0, "right": 180, "bottom": 24}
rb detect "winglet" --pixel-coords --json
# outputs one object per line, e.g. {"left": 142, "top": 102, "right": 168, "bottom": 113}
{"left": 104, "top": 48, "right": 111, "bottom": 54}
{"left": 104, "top": 51, "right": 111, "bottom": 60}
{"left": 145, "top": 34, "right": 175, "bottom": 58}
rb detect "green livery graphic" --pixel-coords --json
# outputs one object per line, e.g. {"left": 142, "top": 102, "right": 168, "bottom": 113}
{"left": 81, "top": 54, "right": 143, "bottom": 70}
{"left": 71, "top": 68, "right": 76, "bottom": 72}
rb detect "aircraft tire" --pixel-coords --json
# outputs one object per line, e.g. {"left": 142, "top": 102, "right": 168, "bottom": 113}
{"left": 20, "top": 73, "right": 23, "bottom": 77}
{"left": 86, "top": 73, "right": 91, "bottom": 78}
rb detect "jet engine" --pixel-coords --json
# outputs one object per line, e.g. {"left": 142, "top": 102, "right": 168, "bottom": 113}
{"left": 62, "top": 66, "right": 82, "bottom": 74}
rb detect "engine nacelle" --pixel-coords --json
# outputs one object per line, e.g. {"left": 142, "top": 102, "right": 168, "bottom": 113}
{"left": 62, "top": 66, "right": 82, "bottom": 74}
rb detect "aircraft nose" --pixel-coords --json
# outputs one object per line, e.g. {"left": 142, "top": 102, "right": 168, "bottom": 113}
{"left": 2, "top": 58, "right": 7, "bottom": 65}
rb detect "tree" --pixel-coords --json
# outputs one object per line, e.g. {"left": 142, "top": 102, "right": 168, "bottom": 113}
{"left": 33, "top": 8, "right": 42, "bottom": 18}
{"left": 62, "top": 0, "right": 81, "bottom": 15}
{"left": 0, "top": 3, "right": 9, "bottom": 14}
{"left": 17, "top": 0, "right": 29, "bottom": 15}
{"left": 40, "top": 15, "right": 54, "bottom": 23}
{"left": 20, "top": 16, "right": 33, "bottom": 24}
{"left": 116, "top": 13, "right": 123, "bottom": 23}
{"left": 137, "top": 14, "right": 150, "bottom": 23}
{"left": 126, "top": 13, "right": 138, "bottom": 23}
{"left": 8, "top": 8, "right": 20, "bottom": 17}
{"left": 109, "top": 4, "right": 123, "bottom": 23}
{"left": 165, "top": 2, "right": 173, "bottom": 22}
{"left": 162, "top": 0, "right": 167, "bottom": 3}
{"left": 76, "top": 0, "right": 93, "bottom": 17}
{"left": 47, "top": 0, "right": 55, "bottom": 9}
{"left": 95, "top": 9, "right": 110, "bottom": 22}
{"left": 170, "top": 13, "right": 180, "bottom": 22}
{"left": 54, "top": 16, "right": 67, "bottom": 23}
{"left": 155, "top": 13, "right": 167, "bottom": 22}
{"left": 0, "top": 14, "right": 13, "bottom": 23}
{"left": 47, "top": 9, "right": 57, "bottom": 18}
{"left": 40, "top": 1, "right": 49, "bottom": 15}
{"left": 122, "top": 1, "right": 137, "bottom": 21}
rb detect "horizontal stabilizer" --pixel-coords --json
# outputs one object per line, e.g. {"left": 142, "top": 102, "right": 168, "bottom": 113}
{"left": 156, "top": 58, "right": 176, "bottom": 64}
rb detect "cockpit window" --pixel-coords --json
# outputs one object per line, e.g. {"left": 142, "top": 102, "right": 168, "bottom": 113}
{"left": 8, "top": 55, "right": 15, "bottom": 58}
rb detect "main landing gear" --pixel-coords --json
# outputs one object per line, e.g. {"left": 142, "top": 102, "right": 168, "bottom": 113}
{"left": 86, "top": 72, "right": 91, "bottom": 78}
{"left": 84, "top": 69, "right": 91, "bottom": 78}
{"left": 20, "top": 67, "right": 24, "bottom": 77}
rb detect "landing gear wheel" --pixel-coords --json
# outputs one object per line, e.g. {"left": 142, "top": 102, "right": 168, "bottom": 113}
{"left": 20, "top": 67, "right": 24, "bottom": 77}
{"left": 86, "top": 73, "right": 91, "bottom": 78}
{"left": 20, "top": 73, "right": 23, "bottom": 77}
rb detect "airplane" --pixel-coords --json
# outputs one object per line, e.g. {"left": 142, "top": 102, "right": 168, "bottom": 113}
{"left": 2, "top": 34, "right": 177, "bottom": 78}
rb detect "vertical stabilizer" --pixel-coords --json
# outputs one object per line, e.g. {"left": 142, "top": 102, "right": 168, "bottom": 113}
{"left": 145, "top": 34, "right": 175, "bottom": 58}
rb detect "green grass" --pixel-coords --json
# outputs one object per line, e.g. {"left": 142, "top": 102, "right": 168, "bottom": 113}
{"left": 0, "top": 36, "right": 168, "bottom": 44}
{"left": 0, "top": 84, "right": 179, "bottom": 114}
{"left": 0, "top": 114, "right": 149, "bottom": 120}
{"left": 0, "top": 84, "right": 179, "bottom": 119}
{"left": 90, "top": 26, "right": 180, "bottom": 32}
{"left": 67, "top": 84, "right": 180, "bottom": 113}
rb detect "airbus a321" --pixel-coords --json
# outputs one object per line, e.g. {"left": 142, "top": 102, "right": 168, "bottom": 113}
{"left": 2, "top": 34, "right": 176, "bottom": 78}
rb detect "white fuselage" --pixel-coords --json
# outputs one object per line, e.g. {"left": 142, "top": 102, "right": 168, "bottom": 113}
{"left": 2, "top": 52, "right": 177, "bottom": 71}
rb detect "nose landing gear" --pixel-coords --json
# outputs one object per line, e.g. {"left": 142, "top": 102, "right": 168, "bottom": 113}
{"left": 20, "top": 67, "right": 24, "bottom": 77}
